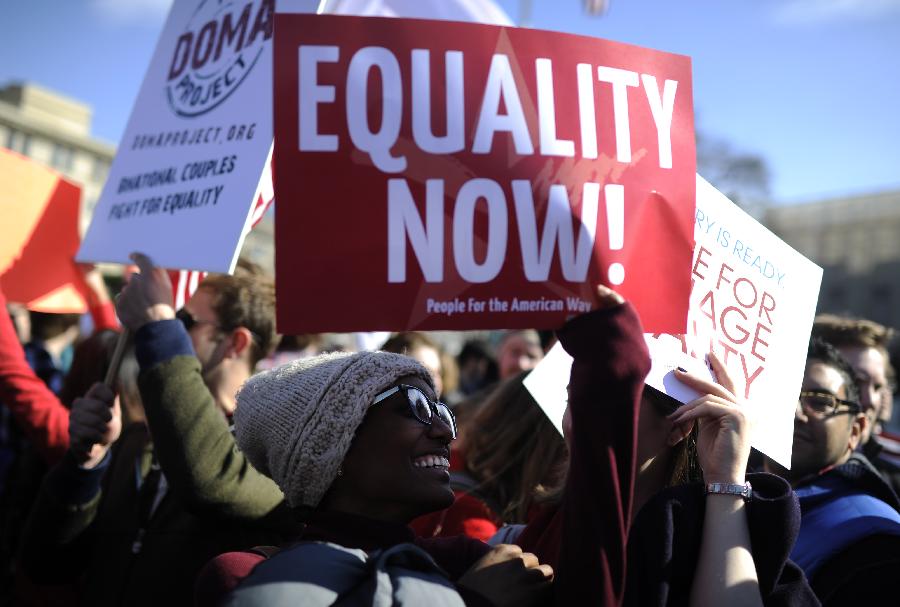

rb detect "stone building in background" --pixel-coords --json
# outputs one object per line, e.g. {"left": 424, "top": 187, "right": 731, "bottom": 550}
{"left": 766, "top": 189, "right": 900, "bottom": 330}
{"left": 0, "top": 82, "right": 115, "bottom": 231}
{"left": 765, "top": 188, "right": 900, "bottom": 425}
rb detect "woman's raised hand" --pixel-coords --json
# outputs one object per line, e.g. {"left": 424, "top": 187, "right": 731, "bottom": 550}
{"left": 668, "top": 352, "right": 752, "bottom": 485}
{"left": 592, "top": 284, "right": 625, "bottom": 310}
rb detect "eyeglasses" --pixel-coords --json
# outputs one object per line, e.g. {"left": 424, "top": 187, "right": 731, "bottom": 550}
{"left": 176, "top": 308, "right": 221, "bottom": 332}
{"left": 799, "top": 391, "right": 861, "bottom": 417}
{"left": 372, "top": 384, "right": 457, "bottom": 439}
{"left": 176, "top": 308, "right": 264, "bottom": 348}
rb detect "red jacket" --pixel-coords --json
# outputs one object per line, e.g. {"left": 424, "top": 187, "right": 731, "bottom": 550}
{"left": 0, "top": 288, "right": 118, "bottom": 463}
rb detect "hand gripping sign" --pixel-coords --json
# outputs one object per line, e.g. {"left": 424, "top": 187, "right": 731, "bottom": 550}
{"left": 274, "top": 13, "right": 696, "bottom": 333}
{"left": 526, "top": 177, "right": 823, "bottom": 469}
{"left": 78, "top": 0, "right": 276, "bottom": 273}
{"left": 645, "top": 176, "right": 823, "bottom": 468}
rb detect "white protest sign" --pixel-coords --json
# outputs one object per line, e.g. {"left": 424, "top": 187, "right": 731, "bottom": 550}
{"left": 646, "top": 175, "right": 822, "bottom": 468}
{"left": 523, "top": 342, "right": 572, "bottom": 436}
{"left": 78, "top": 0, "right": 283, "bottom": 272}
{"left": 524, "top": 176, "right": 822, "bottom": 469}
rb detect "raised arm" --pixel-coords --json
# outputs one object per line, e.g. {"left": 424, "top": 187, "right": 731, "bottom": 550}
{"left": 0, "top": 287, "right": 70, "bottom": 463}
{"left": 78, "top": 263, "right": 119, "bottom": 331}
{"left": 117, "top": 254, "right": 287, "bottom": 521}
{"left": 518, "top": 286, "right": 651, "bottom": 607}
{"left": 669, "top": 353, "right": 762, "bottom": 607}
{"left": 133, "top": 321, "right": 287, "bottom": 519}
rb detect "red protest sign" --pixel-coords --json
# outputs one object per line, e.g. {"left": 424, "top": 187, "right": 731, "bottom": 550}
{"left": 274, "top": 14, "right": 695, "bottom": 333}
{"left": 0, "top": 148, "right": 88, "bottom": 313}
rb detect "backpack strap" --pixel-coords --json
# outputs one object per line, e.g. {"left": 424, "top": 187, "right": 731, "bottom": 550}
{"left": 248, "top": 545, "right": 281, "bottom": 559}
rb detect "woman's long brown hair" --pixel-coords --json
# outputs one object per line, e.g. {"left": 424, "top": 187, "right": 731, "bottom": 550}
{"left": 643, "top": 386, "right": 703, "bottom": 486}
{"left": 460, "top": 372, "right": 568, "bottom": 523}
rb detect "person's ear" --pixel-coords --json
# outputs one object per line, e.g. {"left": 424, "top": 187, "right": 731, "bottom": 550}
{"left": 848, "top": 412, "right": 867, "bottom": 451}
{"left": 226, "top": 327, "right": 253, "bottom": 360}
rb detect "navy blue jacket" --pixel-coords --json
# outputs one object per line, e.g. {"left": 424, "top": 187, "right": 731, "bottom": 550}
{"left": 792, "top": 453, "right": 900, "bottom": 606}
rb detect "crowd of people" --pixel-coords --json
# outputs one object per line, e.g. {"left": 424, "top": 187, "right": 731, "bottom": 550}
{"left": 1, "top": 251, "right": 899, "bottom": 606}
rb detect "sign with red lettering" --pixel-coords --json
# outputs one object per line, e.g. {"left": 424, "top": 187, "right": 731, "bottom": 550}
{"left": 78, "top": 0, "right": 277, "bottom": 272}
{"left": 274, "top": 13, "right": 695, "bottom": 333}
{"left": 646, "top": 176, "right": 823, "bottom": 468}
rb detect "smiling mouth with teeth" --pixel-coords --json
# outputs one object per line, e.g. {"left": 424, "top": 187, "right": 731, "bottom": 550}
{"left": 413, "top": 455, "right": 450, "bottom": 469}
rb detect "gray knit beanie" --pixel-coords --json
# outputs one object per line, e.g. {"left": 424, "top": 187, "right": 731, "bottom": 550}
{"left": 234, "top": 351, "right": 434, "bottom": 508}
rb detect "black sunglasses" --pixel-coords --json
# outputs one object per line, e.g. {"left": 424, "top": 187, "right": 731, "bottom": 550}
{"left": 799, "top": 391, "right": 861, "bottom": 417}
{"left": 372, "top": 384, "right": 457, "bottom": 439}
{"left": 175, "top": 308, "right": 221, "bottom": 332}
{"left": 176, "top": 308, "right": 263, "bottom": 346}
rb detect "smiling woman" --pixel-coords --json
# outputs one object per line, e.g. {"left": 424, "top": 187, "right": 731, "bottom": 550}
{"left": 232, "top": 352, "right": 451, "bottom": 515}
{"left": 199, "top": 350, "right": 554, "bottom": 606}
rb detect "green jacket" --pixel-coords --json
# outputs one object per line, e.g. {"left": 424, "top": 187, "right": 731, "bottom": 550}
{"left": 20, "top": 320, "right": 296, "bottom": 605}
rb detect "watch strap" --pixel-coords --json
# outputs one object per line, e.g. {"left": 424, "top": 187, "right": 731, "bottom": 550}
{"left": 705, "top": 481, "right": 752, "bottom": 500}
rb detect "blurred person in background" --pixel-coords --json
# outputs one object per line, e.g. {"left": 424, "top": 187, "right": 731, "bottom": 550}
{"left": 456, "top": 338, "right": 498, "bottom": 397}
{"left": 495, "top": 329, "right": 543, "bottom": 380}
{"left": 20, "top": 266, "right": 118, "bottom": 396}
{"left": 812, "top": 314, "right": 900, "bottom": 495}
{"left": 440, "top": 349, "right": 462, "bottom": 405}
{"left": 11, "top": 330, "right": 135, "bottom": 605}
{"left": 23, "top": 312, "right": 80, "bottom": 396}
{"left": 0, "top": 265, "right": 117, "bottom": 472}
{"left": 256, "top": 334, "right": 323, "bottom": 371}
{"left": 0, "top": 265, "right": 120, "bottom": 596}
{"left": 381, "top": 332, "right": 446, "bottom": 398}
{"left": 451, "top": 330, "right": 545, "bottom": 428}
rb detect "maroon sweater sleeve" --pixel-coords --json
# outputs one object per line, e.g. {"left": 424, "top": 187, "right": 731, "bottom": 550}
{"left": 0, "top": 289, "right": 69, "bottom": 463}
{"left": 518, "top": 303, "right": 650, "bottom": 607}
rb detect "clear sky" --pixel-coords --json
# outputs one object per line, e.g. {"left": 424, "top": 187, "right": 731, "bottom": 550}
{"left": 1, "top": 0, "right": 898, "bottom": 203}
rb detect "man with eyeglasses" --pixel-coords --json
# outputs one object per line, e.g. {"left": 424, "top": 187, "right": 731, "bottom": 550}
{"left": 812, "top": 313, "right": 900, "bottom": 498}
{"left": 764, "top": 338, "right": 900, "bottom": 606}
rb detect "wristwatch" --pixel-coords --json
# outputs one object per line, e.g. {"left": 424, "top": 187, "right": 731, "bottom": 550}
{"left": 705, "top": 481, "right": 752, "bottom": 501}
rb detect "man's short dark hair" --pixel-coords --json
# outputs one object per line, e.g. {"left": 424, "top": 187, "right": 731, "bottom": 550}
{"left": 808, "top": 337, "right": 861, "bottom": 405}
{"left": 813, "top": 314, "right": 893, "bottom": 351}
{"left": 812, "top": 314, "right": 895, "bottom": 389}
{"left": 199, "top": 272, "right": 278, "bottom": 367}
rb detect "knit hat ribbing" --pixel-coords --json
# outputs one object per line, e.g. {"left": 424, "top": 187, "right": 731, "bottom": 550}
{"left": 234, "top": 351, "right": 434, "bottom": 508}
